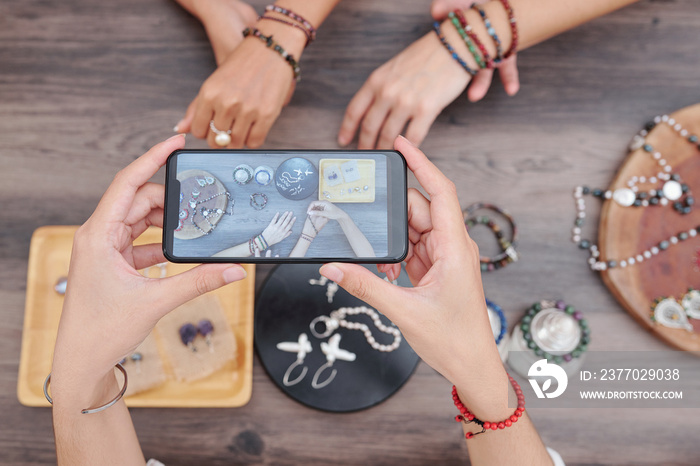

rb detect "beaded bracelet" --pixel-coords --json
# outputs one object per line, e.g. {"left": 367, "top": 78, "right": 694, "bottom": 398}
{"left": 452, "top": 374, "right": 524, "bottom": 439}
{"left": 463, "top": 203, "right": 518, "bottom": 271}
{"left": 448, "top": 12, "right": 486, "bottom": 69}
{"left": 433, "top": 21, "right": 477, "bottom": 76}
{"left": 454, "top": 9, "right": 493, "bottom": 68}
{"left": 498, "top": 0, "right": 518, "bottom": 58}
{"left": 259, "top": 15, "right": 313, "bottom": 47}
{"left": 250, "top": 192, "right": 268, "bottom": 210}
{"left": 520, "top": 300, "right": 590, "bottom": 363}
{"left": 265, "top": 5, "right": 317, "bottom": 41}
{"left": 471, "top": 3, "right": 504, "bottom": 63}
{"left": 486, "top": 298, "right": 507, "bottom": 344}
{"left": 243, "top": 27, "right": 301, "bottom": 81}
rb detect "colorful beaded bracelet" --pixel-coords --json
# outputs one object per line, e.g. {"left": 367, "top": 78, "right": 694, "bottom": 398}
{"left": 463, "top": 202, "right": 518, "bottom": 271}
{"left": 243, "top": 27, "right": 301, "bottom": 81}
{"left": 264, "top": 5, "right": 317, "bottom": 41}
{"left": 498, "top": 0, "right": 518, "bottom": 58}
{"left": 448, "top": 12, "right": 486, "bottom": 69}
{"left": 454, "top": 9, "right": 493, "bottom": 68}
{"left": 520, "top": 300, "right": 590, "bottom": 363}
{"left": 486, "top": 298, "right": 507, "bottom": 344}
{"left": 452, "top": 374, "right": 524, "bottom": 439}
{"left": 471, "top": 3, "right": 504, "bottom": 63}
{"left": 258, "top": 15, "right": 313, "bottom": 47}
{"left": 433, "top": 21, "right": 477, "bottom": 76}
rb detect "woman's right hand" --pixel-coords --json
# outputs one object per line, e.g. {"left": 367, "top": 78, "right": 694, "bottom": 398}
{"left": 320, "top": 136, "right": 509, "bottom": 418}
{"left": 174, "top": 20, "right": 306, "bottom": 149}
{"left": 262, "top": 211, "right": 296, "bottom": 246}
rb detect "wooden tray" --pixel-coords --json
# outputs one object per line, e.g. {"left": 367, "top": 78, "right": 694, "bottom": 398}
{"left": 600, "top": 103, "right": 700, "bottom": 352}
{"left": 318, "top": 159, "right": 376, "bottom": 203}
{"left": 17, "top": 226, "right": 255, "bottom": 408}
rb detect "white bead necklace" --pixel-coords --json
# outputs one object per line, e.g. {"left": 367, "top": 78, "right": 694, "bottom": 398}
{"left": 310, "top": 306, "right": 402, "bottom": 352}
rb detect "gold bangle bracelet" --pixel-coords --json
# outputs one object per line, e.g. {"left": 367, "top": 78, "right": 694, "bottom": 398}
{"left": 43, "top": 363, "right": 128, "bottom": 414}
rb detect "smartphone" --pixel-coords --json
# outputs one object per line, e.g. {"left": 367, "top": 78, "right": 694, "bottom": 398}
{"left": 163, "top": 149, "right": 408, "bottom": 263}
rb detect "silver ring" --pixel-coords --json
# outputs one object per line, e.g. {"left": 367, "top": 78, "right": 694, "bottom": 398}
{"left": 209, "top": 120, "right": 232, "bottom": 147}
{"left": 310, "top": 316, "right": 334, "bottom": 339}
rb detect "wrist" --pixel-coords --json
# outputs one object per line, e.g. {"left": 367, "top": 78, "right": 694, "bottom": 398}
{"left": 49, "top": 367, "right": 119, "bottom": 413}
{"left": 254, "top": 18, "right": 306, "bottom": 58}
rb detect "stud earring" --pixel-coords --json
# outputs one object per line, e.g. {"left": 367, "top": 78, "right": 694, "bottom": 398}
{"left": 179, "top": 323, "right": 198, "bottom": 352}
{"left": 276, "top": 333, "right": 313, "bottom": 386}
{"left": 311, "top": 334, "right": 356, "bottom": 389}
{"left": 197, "top": 319, "right": 215, "bottom": 353}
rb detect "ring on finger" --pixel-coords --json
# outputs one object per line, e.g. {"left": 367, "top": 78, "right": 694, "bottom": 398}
{"left": 210, "top": 120, "right": 232, "bottom": 147}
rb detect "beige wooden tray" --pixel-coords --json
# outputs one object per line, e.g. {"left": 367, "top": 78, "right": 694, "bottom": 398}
{"left": 319, "top": 158, "right": 376, "bottom": 203}
{"left": 17, "top": 226, "right": 255, "bottom": 408}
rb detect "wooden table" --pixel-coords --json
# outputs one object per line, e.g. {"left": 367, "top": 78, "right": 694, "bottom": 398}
{"left": 1, "top": 0, "right": 699, "bottom": 464}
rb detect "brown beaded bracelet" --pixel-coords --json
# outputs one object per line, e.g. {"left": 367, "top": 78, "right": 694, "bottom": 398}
{"left": 264, "top": 5, "right": 317, "bottom": 41}
{"left": 498, "top": 0, "right": 518, "bottom": 58}
{"left": 259, "top": 15, "right": 313, "bottom": 47}
{"left": 242, "top": 27, "right": 301, "bottom": 81}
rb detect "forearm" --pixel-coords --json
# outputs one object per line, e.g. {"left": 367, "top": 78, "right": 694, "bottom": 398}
{"left": 51, "top": 371, "right": 144, "bottom": 465}
{"left": 212, "top": 242, "right": 252, "bottom": 257}
{"left": 446, "top": 336, "right": 551, "bottom": 465}
{"left": 338, "top": 217, "right": 375, "bottom": 257}
{"left": 444, "top": 0, "right": 639, "bottom": 68}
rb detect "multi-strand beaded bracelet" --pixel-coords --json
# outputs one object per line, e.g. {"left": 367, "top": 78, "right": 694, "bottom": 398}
{"left": 243, "top": 5, "right": 317, "bottom": 81}
{"left": 452, "top": 374, "right": 525, "bottom": 439}
{"left": 435, "top": 0, "right": 518, "bottom": 76}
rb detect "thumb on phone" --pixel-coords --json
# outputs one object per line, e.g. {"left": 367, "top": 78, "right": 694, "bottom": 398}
{"left": 320, "top": 263, "right": 406, "bottom": 323}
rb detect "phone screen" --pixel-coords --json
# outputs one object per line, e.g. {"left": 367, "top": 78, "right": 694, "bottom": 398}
{"left": 163, "top": 150, "right": 407, "bottom": 263}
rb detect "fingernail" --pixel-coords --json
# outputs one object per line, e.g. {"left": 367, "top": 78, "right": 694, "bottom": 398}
{"left": 173, "top": 119, "right": 185, "bottom": 132}
{"left": 337, "top": 136, "right": 348, "bottom": 146}
{"left": 398, "top": 135, "right": 416, "bottom": 147}
{"left": 173, "top": 125, "right": 179, "bottom": 132}
{"left": 320, "top": 264, "right": 343, "bottom": 283}
{"left": 223, "top": 266, "right": 247, "bottom": 283}
{"left": 167, "top": 133, "right": 186, "bottom": 142}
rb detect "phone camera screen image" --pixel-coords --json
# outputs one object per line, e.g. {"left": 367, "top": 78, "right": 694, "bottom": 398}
{"left": 163, "top": 150, "right": 407, "bottom": 263}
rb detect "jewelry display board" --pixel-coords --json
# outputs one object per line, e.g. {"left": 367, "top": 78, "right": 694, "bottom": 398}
{"left": 17, "top": 226, "right": 255, "bottom": 407}
{"left": 255, "top": 264, "right": 419, "bottom": 412}
{"left": 599, "top": 103, "right": 700, "bottom": 351}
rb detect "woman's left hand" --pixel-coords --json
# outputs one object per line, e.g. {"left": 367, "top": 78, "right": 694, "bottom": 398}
{"left": 307, "top": 200, "right": 349, "bottom": 221}
{"left": 50, "top": 134, "right": 247, "bottom": 406}
{"left": 337, "top": 32, "right": 470, "bottom": 150}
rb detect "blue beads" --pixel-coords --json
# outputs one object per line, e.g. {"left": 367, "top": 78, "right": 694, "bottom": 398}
{"left": 433, "top": 22, "right": 477, "bottom": 76}
{"left": 486, "top": 298, "right": 508, "bottom": 345}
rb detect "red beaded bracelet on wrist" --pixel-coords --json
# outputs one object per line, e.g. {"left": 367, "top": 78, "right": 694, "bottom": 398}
{"left": 452, "top": 374, "right": 525, "bottom": 439}
{"left": 454, "top": 9, "right": 494, "bottom": 69}
{"left": 498, "top": 0, "right": 518, "bottom": 58}
{"left": 265, "top": 5, "right": 317, "bottom": 41}
{"left": 259, "top": 15, "right": 313, "bottom": 47}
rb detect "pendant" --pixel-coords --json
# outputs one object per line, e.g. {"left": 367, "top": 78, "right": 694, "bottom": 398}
{"left": 652, "top": 298, "right": 693, "bottom": 331}
{"left": 612, "top": 188, "right": 635, "bottom": 207}
{"left": 681, "top": 290, "right": 700, "bottom": 319}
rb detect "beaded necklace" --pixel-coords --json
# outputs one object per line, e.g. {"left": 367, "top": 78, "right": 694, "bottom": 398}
{"left": 572, "top": 115, "right": 699, "bottom": 271}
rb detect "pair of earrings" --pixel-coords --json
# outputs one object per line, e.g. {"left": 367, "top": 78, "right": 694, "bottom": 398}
{"left": 179, "top": 320, "right": 215, "bottom": 352}
{"left": 119, "top": 352, "right": 143, "bottom": 374}
{"left": 276, "top": 333, "right": 356, "bottom": 389}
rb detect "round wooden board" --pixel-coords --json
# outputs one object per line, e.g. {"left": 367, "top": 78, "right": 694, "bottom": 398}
{"left": 175, "top": 169, "right": 229, "bottom": 240}
{"left": 600, "top": 103, "right": 700, "bottom": 352}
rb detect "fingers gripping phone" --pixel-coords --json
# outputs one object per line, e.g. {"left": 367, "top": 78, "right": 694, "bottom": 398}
{"left": 163, "top": 150, "right": 408, "bottom": 263}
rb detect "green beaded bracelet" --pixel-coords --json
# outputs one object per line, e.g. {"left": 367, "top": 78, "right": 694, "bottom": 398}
{"left": 520, "top": 300, "right": 590, "bottom": 363}
{"left": 448, "top": 12, "right": 486, "bottom": 69}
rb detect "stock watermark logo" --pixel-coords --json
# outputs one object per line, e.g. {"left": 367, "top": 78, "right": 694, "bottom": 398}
{"left": 528, "top": 359, "right": 568, "bottom": 399}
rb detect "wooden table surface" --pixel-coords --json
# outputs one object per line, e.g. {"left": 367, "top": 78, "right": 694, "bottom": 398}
{"left": 1, "top": 0, "right": 699, "bottom": 464}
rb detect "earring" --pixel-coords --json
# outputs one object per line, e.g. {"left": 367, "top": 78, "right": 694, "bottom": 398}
{"left": 197, "top": 319, "right": 215, "bottom": 353}
{"left": 311, "top": 334, "right": 356, "bottom": 389}
{"left": 179, "top": 323, "right": 198, "bottom": 352}
{"left": 681, "top": 289, "right": 700, "bottom": 319}
{"left": 276, "top": 333, "right": 313, "bottom": 386}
